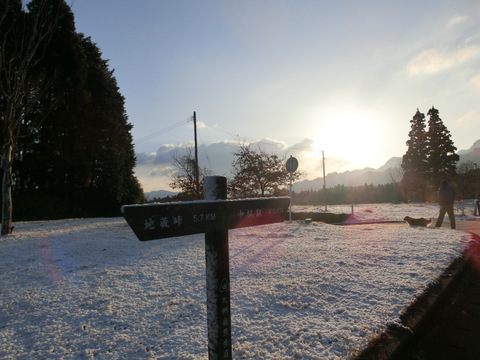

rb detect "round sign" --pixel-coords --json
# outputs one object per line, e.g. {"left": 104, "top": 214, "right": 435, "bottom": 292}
{"left": 285, "top": 156, "right": 298, "bottom": 173}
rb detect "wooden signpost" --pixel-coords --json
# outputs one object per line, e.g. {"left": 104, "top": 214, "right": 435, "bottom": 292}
{"left": 285, "top": 156, "right": 299, "bottom": 221}
{"left": 122, "top": 176, "right": 290, "bottom": 359}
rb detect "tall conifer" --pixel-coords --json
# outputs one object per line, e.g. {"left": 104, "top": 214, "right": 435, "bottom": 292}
{"left": 401, "top": 110, "right": 429, "bottom": 201}
{"left": 402, "top": 109, "right": 428, "bottom": 175}
{"left": 401, "top": 107, "right": 460, "bottom": 201}
{"left": 8, "top": 0, "right": 143, "bottom": 220}
{"left": 425, "top": 107, "right": 459, "bottom": 184}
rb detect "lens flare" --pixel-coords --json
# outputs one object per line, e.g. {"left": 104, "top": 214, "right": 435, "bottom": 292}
{"left": 39, "top": 232, "right": 64, "bottom": 286}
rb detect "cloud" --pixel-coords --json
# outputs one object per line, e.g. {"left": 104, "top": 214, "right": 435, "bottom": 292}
{"left": 135, "top": 152, "right": 157, "bottom": 164}
{"left": 407, "top": 46, "right": 479, "bottom": 75}
{"left": 188, "top": 121, "right": 206, "bottom": 129}
{"left": 134, "top": 139, "right": 243, "bottom": 191}
{"left": 136, "top": 144, "right": 175, "bottom": 165}
{"left": 456, "top": 110, "right": 479, "bottom": 127}
{"left": 447, "top": 14, "right": 468, "bottom": 28}
{"left": 248, "top": 138, "right": 288, "bottom": 155}
{"left": 471, "top": 75, "right": 480, "bottom": 90}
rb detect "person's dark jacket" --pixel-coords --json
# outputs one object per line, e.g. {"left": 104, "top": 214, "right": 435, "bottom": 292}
{"left": 438, "top": 183, "right": 455, "bottom": 207}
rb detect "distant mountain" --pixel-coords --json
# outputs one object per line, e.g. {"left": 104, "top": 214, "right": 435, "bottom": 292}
{"left": 377, "top": 157, "right": 402, "bottom": 171}
{"left": 458, "top": 147, "right": 480, "bottom": 165}
{"left": 458, "top": 139, "right": 480, "bottom": 155}
{"left": 293, "top": 139, "right": 480, "bottom": 192}
{"left": 292, "top": 157, "right": 402, "bottom": 192}
{"left": 145, "top": 190, "right": 178, "bottom": 201}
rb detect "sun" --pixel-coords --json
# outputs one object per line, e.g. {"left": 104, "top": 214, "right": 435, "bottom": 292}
{"left": 313, "top": 113, "right": 381, "bottom": 167}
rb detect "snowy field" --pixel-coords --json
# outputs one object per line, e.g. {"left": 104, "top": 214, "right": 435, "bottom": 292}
{"left": 0, "top": 203, "right": 476, "bottom": 359}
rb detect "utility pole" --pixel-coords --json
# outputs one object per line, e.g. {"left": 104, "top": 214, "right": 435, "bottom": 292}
{"left": 193, "top": 112, "right": 200, "bottom": 198}
{"left": 322, "top": 151, "right": 327, "bottom": 212}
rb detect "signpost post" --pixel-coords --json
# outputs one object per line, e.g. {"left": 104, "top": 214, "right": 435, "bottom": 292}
{"left": 122, "top": 176, "right": 290, "bottom": 359}
{"left": 285, "top": 156, "right": 299, "bottom": 221}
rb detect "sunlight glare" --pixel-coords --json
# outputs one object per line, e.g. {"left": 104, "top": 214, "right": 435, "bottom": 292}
{"left": 313, "top": 113, "right": 381, "bottom": 168}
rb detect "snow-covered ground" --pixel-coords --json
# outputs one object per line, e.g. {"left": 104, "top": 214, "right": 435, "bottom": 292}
{"left": 0, "top": 203, "right": 477, "bottom": 359}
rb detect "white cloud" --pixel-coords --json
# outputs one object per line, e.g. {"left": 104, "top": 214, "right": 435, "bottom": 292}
{"left": 447, "top": 14, "right": 468, "bottom": 28}
{"left": 471, "top": 74, "right": 480, "bottom": 90}
{"left": 456, "top": 110, "right": 479, "bottom": 127}
{"left": 188, "top": 121, "right": 206, "bottom": 129}
{"left": 249, "top": 138, "right": 288, "bottom": 154}
{"left": 407, "top": 46, "right": 479, "bottom": 75}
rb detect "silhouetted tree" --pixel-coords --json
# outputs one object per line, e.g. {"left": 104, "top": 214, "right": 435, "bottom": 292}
{"left": 4, "top": 1, "right": 143, "bottom": 221}
{"left": 425, "top": 107, "right": 459, "bottom": 185}
{"left": 0, "top": 0, "right": 62, "bottom": 233}
{"left": 229, "top": 144, "right": 297, "bottom": 198}
{"left": 400, "top": 107, "right": 459, "bottom": 201}
{"left": 75, "top": 36, "right": 144, "bottom": 214}
{"left": 170, "top": 148, "right": 212, "bottom": 200}
{"left": 401, "top": 109, "right": 429, "bottom": 201}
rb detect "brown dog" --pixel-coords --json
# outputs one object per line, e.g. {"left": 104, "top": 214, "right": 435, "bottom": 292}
{"left": 403, "top": 216, "right": 432, "bottom": 227}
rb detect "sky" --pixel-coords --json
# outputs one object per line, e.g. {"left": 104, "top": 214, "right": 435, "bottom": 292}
{"left": 69, "top": 0, "right": 480, "bottom": 192}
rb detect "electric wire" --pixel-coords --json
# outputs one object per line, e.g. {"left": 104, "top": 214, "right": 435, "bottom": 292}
{"left": 197, "top": 127, "right": 214, "bottom": 172}
{"left": 134, "top": 116, "right": 192, "bottom": 145}
{"left": 135, "top": 116, "right": 317, "bottom": 156}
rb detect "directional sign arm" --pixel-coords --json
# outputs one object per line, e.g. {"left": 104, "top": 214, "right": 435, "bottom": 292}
{"left": 122, "top": 197, "right": 290, "bottom": 241}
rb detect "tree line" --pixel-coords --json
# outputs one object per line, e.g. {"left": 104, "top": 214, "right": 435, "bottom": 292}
{"left": 1, "top": 0, "right": 143, "bottom": 230}
{"left": 293, "top": 183, "right": 403, "bottom": 205}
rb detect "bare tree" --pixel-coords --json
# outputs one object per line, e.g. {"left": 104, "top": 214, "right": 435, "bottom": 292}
{"left": 386, "top": 166, "right": 403, "bottom": 184}
{"left": 456, "top": 161, "right": 479, "bottom": 199}
{"left": 230, "top": 143, "right": 299, "bottom": 198}
{"left": 0, "top": 0, "right": 60, "bottom": 234}
{"left": 169, "top": 148, "right": 212, "bottom": 200}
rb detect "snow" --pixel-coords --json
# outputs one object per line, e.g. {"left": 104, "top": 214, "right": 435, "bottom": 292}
{"left": 0, "top": 203, "right": 474, "bottom": 359}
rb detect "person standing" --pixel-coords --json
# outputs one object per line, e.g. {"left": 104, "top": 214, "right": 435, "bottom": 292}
{"left": 435, "top": 180, "right": 456, "bottom": 229}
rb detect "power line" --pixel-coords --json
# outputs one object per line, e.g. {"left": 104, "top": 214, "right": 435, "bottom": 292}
{"left": 134, "top": 116, "right": 319, "bottom": 157}
{"left": 134, "top": 116, "right": 192, "bottom": 145}
{"left": 197, "top": 128, "right": 213, "bottom": 172}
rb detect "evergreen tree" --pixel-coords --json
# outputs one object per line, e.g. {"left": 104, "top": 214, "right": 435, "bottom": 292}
{"left": 0, "top": 0, "right": 62, "bottom": 232}
{"left": 15, "top": 0, "right": 87, "bottom": 194}
{"left": 425, "top": 107, "right": 459, "bottom": 185}
{"left": 401, "top": 109, "right": 429, "bottom": 201}
{"left": 402, "top": 109, "right": 428, "bottom": 175}
{"left": 8, "top": 1, "right": 143, "bottom": 220}
{"left": 400, "top": 107, "right": 459, "bottom": 201}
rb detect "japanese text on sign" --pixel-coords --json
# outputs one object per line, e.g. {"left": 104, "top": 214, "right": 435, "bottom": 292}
{"left": 122, "top": 197, "right": 290, "bottom": 241}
